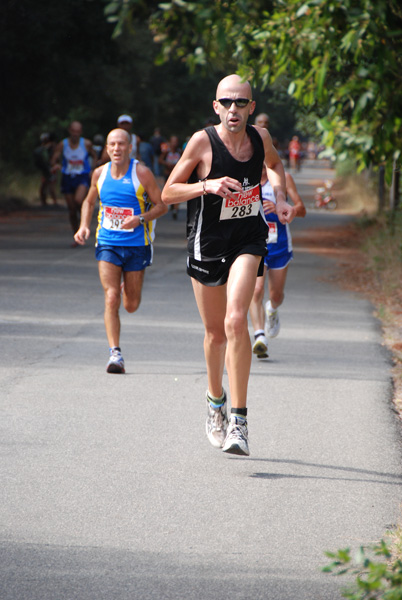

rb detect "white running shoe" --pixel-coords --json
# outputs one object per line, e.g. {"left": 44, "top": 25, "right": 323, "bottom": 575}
{"left": 252, "top": 334, "right": 269, "bottom": 359}
{"left": 206, "top": 391, "right": 228, "bottom": 448}
{"left": 222, "top": 418, "right": 250, "bottom": 456}
{"left": 265, "top": 301, "right": 280, "bottom": 338}
{"left": 106, "top": 349, "right": 125, "bottom": 374}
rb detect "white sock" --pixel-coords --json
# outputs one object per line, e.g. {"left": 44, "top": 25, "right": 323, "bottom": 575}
{"left": 254, "top": 329, "right": 265, "bottom": 339}
{"left": 267, "top": 301, "right": 277, "bottom": 314}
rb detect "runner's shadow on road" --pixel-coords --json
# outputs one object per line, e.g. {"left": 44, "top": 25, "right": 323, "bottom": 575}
{"left": 236, "top": 457, "right": 402, "bottom": 486}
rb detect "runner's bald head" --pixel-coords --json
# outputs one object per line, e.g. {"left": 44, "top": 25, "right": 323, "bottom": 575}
{"left": 216, "top": 74, "right": 252, "bottom": 100}
{"left": 107, "top": 128, "right": 131, "bottom": 144}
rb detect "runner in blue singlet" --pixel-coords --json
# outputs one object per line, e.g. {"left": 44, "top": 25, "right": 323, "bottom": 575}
{"left": 52, "top": 121, "right": 97, "bottom": 244}
{"left": 74, "top": 128, "right": 167, "bottom": 374}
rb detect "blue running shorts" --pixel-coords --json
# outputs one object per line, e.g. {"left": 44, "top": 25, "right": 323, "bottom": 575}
{"left": 264, "top": 250, "right": 293, "bottom": 271}
{"left": 61, "top": 173, "right": 90, "bottom": 194}
{"left": 95, "top": 245, "right": 152, "bottom": 271}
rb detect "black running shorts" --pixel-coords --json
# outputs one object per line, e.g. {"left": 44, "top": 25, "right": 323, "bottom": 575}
{"left": 187, "top": 247, "right": 265, "bottom": 287}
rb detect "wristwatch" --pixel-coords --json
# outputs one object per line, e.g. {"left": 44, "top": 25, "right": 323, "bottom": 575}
{"left": 139, "top": 216, "right": 145, "bottom": 225}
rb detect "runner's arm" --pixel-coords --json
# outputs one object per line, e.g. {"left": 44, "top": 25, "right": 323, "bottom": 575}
{"left": 285, "top": 172, "right": 306, "bottom": 218}
{"left": 74, "top": 168, "right": 102, "bottom": 244}
{"left": 161, "top": 131, "right": 242, "bottom": 205}
{"left": 50, "top": 141, "right": 63, "bottom": 171}
{"left": 85, "top": 139, "right": 98, "bottom": 165}
{"left": 256, "top": 126, "right": 296, "bottom": 224}
{"left": 121, "top": 165, "right": 167, "bottom": 229}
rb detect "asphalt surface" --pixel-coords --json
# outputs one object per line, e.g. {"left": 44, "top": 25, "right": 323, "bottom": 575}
{"left": 1, "top": 164, "right": 402, "bottom": 600}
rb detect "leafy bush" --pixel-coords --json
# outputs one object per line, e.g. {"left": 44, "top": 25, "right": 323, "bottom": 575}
{"left": 323, "top": 540, "right": 402, "bottom": 599}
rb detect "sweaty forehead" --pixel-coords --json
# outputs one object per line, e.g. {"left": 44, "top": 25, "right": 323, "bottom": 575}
{"left": 107, "top": 129, "right": 130, "bottom": 144}
{"left": 216, "top": 78, "right": 252, "bottom": 99}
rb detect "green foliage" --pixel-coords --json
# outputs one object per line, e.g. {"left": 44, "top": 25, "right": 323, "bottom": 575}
{"left": 323, "top": 540, "right": 402, "bottom": 599}
{"left": 105, "top": 0, "right": 402, "bottom": 174}
{"left": 0, "top": 0, "right": 223, "bottom": 172}
{"left": 1, "top": 0, "right": 119, "bottom": 166}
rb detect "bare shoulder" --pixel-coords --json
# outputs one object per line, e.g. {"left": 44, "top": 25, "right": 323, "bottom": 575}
{"left": 179, "top": 129, "right": 211, "bottom": 171}
{"left": 252, "top": 124, "right": 271, "bottom": 142}
{"left": 91, "top": 164, "right": 105, "bottom": 183}
{"left": 136, "top": 162, "right": 158, "bottom": 187}
{"left": 184, "top": 129, "right": 210, "bottom": 154}
{"left": 252, "top": 125, "right": 275, "bottom": 156}
{"left": 136, "top": 161, "right": 151, "bottom": 178}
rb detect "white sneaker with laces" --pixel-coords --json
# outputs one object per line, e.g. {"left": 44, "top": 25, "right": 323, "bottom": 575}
{"left": 106, "top": 349, "right": 125, "bottom": 374}
{"left": 252, "top": 333, "right": 269, "bottom": 359}
{"left": 206, "top": 391, "right": 228, "bottom": 448}
{"left": 265, "top": 301, "right": 280, "bottom": 338}
{"left": 222, "top": 418, "right": 250, "bottom": 456}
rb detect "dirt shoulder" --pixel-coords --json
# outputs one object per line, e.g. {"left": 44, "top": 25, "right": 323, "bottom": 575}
{"left": 294, "top": 220, "right": 402, "bottom": 415}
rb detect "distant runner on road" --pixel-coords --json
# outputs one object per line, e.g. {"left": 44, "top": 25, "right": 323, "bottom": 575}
{"left": 250, "top": 168, "right": 306, "bottom": 359}
{"left": 249, "top": 114, "right": 306, "bottom": 359}
{"left": 162, "top": 74, "right": 295, "bottom": 456}
{"left": 74, "top": 128, "right": 167, "bottom": 373}
{"left": 52, "top": 121, "right": 97, "bottom": 244}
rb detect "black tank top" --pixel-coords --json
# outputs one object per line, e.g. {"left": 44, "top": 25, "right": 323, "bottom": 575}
{"left": 187, "top": 124, "right": 267, "bottom": 261}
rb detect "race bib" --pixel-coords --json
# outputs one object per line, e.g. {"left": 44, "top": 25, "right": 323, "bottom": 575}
{"left": 66, "top": 159, "right": 84, "bottom": 175}
{"left": 103, "top": 206, "right": 134, "bottom": 232}
{"left": 268, "top": 222, "right": 278, "bottom": 244}
{"left": 219, "top": 183, "right": 260, "bottom": 221}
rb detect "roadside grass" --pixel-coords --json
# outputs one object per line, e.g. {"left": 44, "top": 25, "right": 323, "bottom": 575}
{"left": 323, "top": 537, "right": 402, "bottom": 599}
{"left": 0, "top": 168, "right": 42, "bottom": 211}
{"left": 328, "top": 174, "right": 402, "bottom": 409}
{"left": 357, "top": 211, "right": 402, "bottom": 303}
{"left": 355, "top": 210, "right": 402, "bottom": 410}
{"left": 321, "top": 183, "right": 402, "bottom": 598}
{"left": 390, "top": 524, "right": 402, "bottom": 563}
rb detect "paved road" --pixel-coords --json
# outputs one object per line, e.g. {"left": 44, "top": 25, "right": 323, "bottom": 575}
{"left": 1, "top": 164, "right": 401, "bottom": 600}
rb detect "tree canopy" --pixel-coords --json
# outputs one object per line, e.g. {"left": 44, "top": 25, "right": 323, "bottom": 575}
{"left": 107, "top": 0, "right": 402, "bottom": 174}
{"left": 0, "top": 0, "right": 240, "bottom": 169}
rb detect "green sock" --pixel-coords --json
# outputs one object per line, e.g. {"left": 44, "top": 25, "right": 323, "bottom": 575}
{"left": 207, "top": 390, "right": 225, "bottom": 408}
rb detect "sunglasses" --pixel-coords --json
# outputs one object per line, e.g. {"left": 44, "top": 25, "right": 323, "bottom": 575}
{"left": 217, "top": 98, "right": 252, "bottom": 109}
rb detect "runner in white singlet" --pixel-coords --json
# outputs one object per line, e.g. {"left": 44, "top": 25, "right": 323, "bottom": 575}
{"left": 249, "top": 168, "right": 306, "bottom": 359}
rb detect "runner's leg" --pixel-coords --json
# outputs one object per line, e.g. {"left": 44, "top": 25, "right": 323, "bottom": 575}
{"left": 268, "top": 266, "right": 288, "bottom": 309}
{"left": 98, "top": 260, "right": 123, "bottom": 348}
{"left": 64, "top": 192, "right": 78, "bottom": 233}
{"left": 225, "top": 254, "right": 261, "bottom": 408}
{"left": 122, "top": 270, "right": 145, "bottom": 313}
{"left": 40, "top": 177, "right": 47, "bottom": 206}
{"left": 249, "top": 266, "right": 267, "bottom": 332}
{"left": 72, "top": 183, "right": 89, "bottom": 232}
{"left": 191, "top": 279, "right": 227, "bottom": 398}
{"left": 49, "top": 177, "right": 58, "bottom": 205}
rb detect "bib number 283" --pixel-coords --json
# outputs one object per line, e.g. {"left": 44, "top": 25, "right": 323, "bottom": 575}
{"left": 219, "top": 183, "right": 260, "bottom": 221}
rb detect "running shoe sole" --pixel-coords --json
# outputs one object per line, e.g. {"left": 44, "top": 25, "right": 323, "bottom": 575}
{"left": 106, "top": 363, "right": 125, "bottom": 374}
{"left": 222, "top": 443, "right": 249, "bottom": 456}
{"left": 222, "top": 423, "right": 250, "bottom": 456}
{"left": 252, "top": 338, "right": 268, "bottom": 356}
